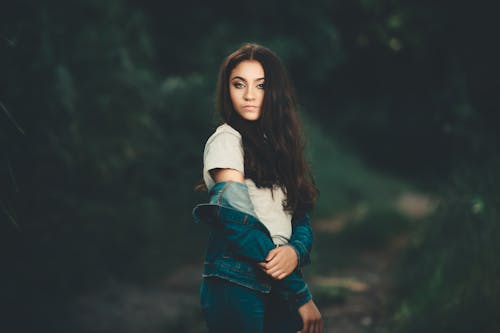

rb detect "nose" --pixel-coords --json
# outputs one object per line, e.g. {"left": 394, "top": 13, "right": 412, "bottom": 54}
{"left": 243, "top": 87, "right": 255, "bottom": 101}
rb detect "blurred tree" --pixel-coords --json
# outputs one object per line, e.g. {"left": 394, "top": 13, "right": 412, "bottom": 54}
{"left": 1, "top": 1, "right": 213, "bottom": 330}
{"left": 1, "top": 0, "right": 497, "bottom": 331}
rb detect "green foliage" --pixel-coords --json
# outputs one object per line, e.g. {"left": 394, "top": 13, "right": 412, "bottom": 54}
{"left": 304, "top": 114, "right": 408, "bottom": 218}
{"left": 1, "top": 4, "right": 215, "bottom": 330}
{"left": 1, "top": 0, "right": 498, "bottom": 331}
{"left": 390, "top": 161, "right": 500, "bottom": 332}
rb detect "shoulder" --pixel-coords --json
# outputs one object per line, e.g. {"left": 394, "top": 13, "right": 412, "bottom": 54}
{"left": 205, "top": 123, "right": 242, "bottom": 149}
{"left": 208, "top": 123, "right": 241, "bottom": 141}
{"left": 203, "top": 123, "right": 245, "bottom": 185}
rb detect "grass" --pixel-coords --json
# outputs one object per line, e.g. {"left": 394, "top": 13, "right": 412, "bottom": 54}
{"left": 302, "top": 113, "right": 410, "bottom": 218}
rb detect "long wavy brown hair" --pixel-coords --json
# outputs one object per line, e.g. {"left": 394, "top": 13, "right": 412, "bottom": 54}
{"left": 216, "top": 43, "right": 319, "bottom": 218}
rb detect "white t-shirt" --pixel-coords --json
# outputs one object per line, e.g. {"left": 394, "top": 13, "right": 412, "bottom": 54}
{"left": 203, "top": 123, "right": 292, "bottom": 245}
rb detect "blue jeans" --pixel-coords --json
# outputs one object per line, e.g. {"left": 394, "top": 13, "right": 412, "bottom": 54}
{"left": 200, "top": 277, "right": 303, "bottom": 333}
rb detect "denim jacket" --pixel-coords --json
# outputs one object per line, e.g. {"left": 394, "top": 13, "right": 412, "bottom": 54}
{"left": 192, "top": 181, "right": 313, "bottom": 309}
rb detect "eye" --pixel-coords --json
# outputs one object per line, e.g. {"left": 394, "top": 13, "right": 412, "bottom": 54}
{"left": 257, "top": 83, "right": 265, "bottom": 89}
{"left": 232, "top": 82, "right": 245, "bottom": 89}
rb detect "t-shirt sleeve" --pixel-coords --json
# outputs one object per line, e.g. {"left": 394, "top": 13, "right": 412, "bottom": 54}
{"left": 204, "top": 131, "right": 244, "bottom": 175}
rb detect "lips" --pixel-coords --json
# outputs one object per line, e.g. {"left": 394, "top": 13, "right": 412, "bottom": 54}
{"left": 242, "top": 105, "right": 257, "bottom": 109}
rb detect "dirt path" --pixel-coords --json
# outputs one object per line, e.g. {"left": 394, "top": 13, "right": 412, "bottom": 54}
{"left": 70, "top": 237, "right": 406, "bottom": 333}
{"left": 313, "top": 233, "right": 409, "bottom": 332}
{"left": 313, "top": 192, "right": 434, "bottom": 333}
{"left": 70, "top": 192, "right": 433, "bottom": 332}
{"left": 70, "top": 264, "right": 205, "bottom": 333}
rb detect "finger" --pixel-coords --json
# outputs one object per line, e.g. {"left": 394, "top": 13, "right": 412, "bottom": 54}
{"left": 266, "top": 251, "right": 287, "bottom": 266}
{"left": 269, "top": 262, "right": 291, "bottom": 276}
{"left": 272, "top": 251, "right": 295, "bottom": 267}
{"left": 315, "top": 318, "right": 323, "bottom": 333}
{"left": 264, "top": 266, "right": 281, "bottom": 278}
{"left": 306, "top": 320, "right": 313, "bottom": 333}
{"left": 261, "top": 259, "right": 283, "bottom": 269}
{"left": 263, "top": 258, "right": 281, "bottom": 270}
{"left": 265, "top": 262, "right": 282, "bottom": 273}
{"left": 302, "top": 320, "right": 311, "bottom": 333}
{"left": 265, "top": 248, "right": 278, "bottom": 261}
{"left": 271, "top": 270, "right": 283, "bottom": 279}
{"left": 312, "top": 321, "right": 319, "bottom": 333}
{"left": 307, "top": 321, "right": 314, "bottom": 333}
{"left": 268, "top": 262, "right": 288, "bottom": 275}
{"left": 271, "top": 266, "right": 286, "bottom": 275}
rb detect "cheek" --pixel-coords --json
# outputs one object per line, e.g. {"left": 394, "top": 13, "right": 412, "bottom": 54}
{"left": 229, "top": 88, "right": 238, "bottom": 105}
{"left": 258, "top": 91, "right": 265, "bottom": 104}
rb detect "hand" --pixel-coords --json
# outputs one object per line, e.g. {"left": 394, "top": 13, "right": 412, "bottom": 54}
{"left": 258, "top": 245, "right": 298, "bottom": 280}
{"left": 297, "top": 300, "right": 323, "bottom": 333}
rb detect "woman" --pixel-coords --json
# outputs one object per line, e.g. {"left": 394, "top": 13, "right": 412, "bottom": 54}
{"left": 193, "top": 43, "right": 323, "bottom": 333}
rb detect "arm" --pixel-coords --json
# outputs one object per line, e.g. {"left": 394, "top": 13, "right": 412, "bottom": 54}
{"left": 220, "top": 210, "right": 313, "bottom": 309}
{"left": 255, "top": 209, "right": 313, "bottom": 281}
{"left": 212, "top": 168, "right": 313, "bottom": 268}
{"left": 192, "top": 175, "right": 313, "bottom": 309}
{"left": 259, "top": 214, "right": 313, "bottom": 279}
{"left": 193, "top": 199, "right": 312, "bottom": 309}
{"left": 206, "top": 168, "right": 272, "bottom": 262}
{"left": 288, "top": 213, "right": 313, "bottom": 267}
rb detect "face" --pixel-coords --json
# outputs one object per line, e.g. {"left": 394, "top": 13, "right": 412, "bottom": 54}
{"left": 229, "top": 60, "right": 265, "bottom": 121}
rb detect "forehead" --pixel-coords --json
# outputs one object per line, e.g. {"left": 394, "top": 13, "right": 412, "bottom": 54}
{"left": 230, "top": 60, "right": 265, "bottom": 79}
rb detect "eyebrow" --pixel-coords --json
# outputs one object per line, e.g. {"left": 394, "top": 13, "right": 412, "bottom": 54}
{"left": 230, "top": 76, "right": 265, "bottom": 82}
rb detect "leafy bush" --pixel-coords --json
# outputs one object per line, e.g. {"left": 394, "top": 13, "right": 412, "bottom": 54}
{"left": 390, "top": 161, "right": 500, "bottom": 332}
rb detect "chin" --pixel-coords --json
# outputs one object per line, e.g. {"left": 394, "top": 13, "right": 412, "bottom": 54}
{"left": 243, "top": 116, "right": 260, "bottom": 121}
{"left": 240, "top": 111, "right": 261, "bottom": 121}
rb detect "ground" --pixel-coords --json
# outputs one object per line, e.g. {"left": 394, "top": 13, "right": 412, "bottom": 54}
{"left": 70, "top": 192, "right": 434, "bottom": 333}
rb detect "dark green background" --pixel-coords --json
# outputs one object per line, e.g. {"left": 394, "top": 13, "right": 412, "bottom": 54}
{"left": 1, "top": 1, "right": 498, "bottom": 332}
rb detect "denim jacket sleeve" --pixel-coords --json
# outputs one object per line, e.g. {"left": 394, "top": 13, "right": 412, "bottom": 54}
{"left": 288, "top": 213, "right": 313, "bottom": 267}
{"left": 192, "top": 181, "right": 313, "bottom": 309}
